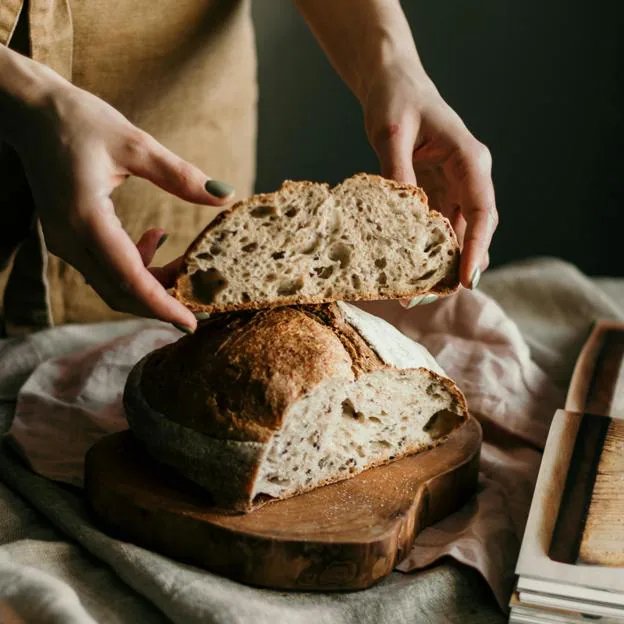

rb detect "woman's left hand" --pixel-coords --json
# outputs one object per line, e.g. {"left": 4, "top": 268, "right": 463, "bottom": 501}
{"left": 362, "top": 61, "right": 498, "bottom": 291}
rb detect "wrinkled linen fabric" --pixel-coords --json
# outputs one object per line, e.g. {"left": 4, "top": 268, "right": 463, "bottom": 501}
{"left": 0, "top": 258, "right": 621, "bottom": 623}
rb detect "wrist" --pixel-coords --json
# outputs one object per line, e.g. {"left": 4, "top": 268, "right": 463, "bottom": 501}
{"left": 355, "top": 46, "right": 432, "bottom": 105}
{"left": 358, "top": 53, "right": 438, "bottom": 113}
{"left": 0, "top": 47, "right": 67, "bottom": 147}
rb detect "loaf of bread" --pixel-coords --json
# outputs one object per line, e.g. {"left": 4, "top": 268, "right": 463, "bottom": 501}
{"left": 124, "top": 302, "right": 468, "bottom": 513}
{"left": 173, "top": 174, "right": 460, "bottom": 314}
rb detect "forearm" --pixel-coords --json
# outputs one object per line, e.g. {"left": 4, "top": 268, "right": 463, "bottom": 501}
{"left": 294, "top": 0, "right": 430, "bottom": 102}
{"left": 0, "top": 46, "right": 65, "bottom": 146}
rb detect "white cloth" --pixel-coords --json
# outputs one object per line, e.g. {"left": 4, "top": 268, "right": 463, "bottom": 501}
{"left": 0, "top": 258, "right": 622, "bottom": 623}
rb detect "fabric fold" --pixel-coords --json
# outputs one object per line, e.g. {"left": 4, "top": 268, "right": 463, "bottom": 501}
{"left": 5, "top": 274, "right": 567, "bottom": 609}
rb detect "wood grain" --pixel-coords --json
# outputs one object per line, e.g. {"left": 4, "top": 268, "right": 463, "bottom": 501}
{"left": 566, "top": 321, "right": 624, "bottom": 418}
{"left": 516, "top": 321, "right": 624, "bottom": 596}
{"left": 515, "top": 410, "right": 624, "bottom": 594}
{"left": 548, "top": 413, "right": 610, "bottom": 563}
{"left": 84, "top": 417, "right": 481, "bottom": 591}
{"left": 579, "top": 419, "right": 624, "bottom": 565}
{"left": 549, "top": 322, "right": 624, "bottom": 566}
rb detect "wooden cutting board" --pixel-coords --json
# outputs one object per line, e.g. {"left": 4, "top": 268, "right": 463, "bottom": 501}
{"left": 85, "top": 417, "right": 481, "bottom": 591}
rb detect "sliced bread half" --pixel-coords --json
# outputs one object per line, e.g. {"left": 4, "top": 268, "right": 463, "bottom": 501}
{"left": 173, "top": 173, "right": 460, "bottom": 314}
{"left": 124, "top": 302, "right": 468, "bottom": 513}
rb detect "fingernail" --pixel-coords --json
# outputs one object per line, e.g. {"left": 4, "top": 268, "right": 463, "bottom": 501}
{"left": 405, "top": 294, "right": 438, "bottom": 309}
{"left": 420, "top": 294, "right": 438, "bottom": 305}
{"left": 204, "top": 179, "right": 235, "bottom": 198}
{"left": 172, "top": 322, "right": 195, "bottom": 334}
{"left": 194, "top": 312, "right": 211, "bottom": 320}
{"left": 470, "top": 267, "right": 481, "bottom": 290}
{"left": 405, "top": 295, "right": 424, "bottom": 309}
{"left": 156, "top": 233, "right": 169, "bottom": 250}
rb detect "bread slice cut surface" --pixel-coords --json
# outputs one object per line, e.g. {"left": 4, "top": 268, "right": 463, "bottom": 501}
{"left": 174, "top": 173, "right": 460, "bottom": 314}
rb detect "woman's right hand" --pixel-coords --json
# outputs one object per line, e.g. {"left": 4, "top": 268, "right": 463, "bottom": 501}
{"left": 1, "top": 47, "right": 233, "bottom": 332}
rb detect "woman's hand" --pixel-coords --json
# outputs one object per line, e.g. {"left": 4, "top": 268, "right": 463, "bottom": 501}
{"left": 2, "top": 48, "right": 233, "bottom": 331}
{"left": 362, "top": 63, "right": 497, "bottom": 290}
{"left": 295, "top": 0, "right": 497, "bottom": 292}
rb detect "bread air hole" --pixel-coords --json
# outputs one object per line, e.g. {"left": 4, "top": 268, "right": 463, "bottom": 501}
{"left": 374, "top": 257, "right": 387, "bottom": 269}
{"left": 250, "top": 205, "right": 278, "bottom": 218}
{"left": 284, "top": 206, "right": 298, "bottom": 218}
{"left": 328, "top": 242, "right": 352, "bottom": 269}
{"left": 424, "top": 229, "right": 445, "bottom": 253}
{"left": 351, "top": 274, "right": 361, "bottom": 289}
{"left": 414, "top": 269, "right": 436, "bottom": 282}
{"left": 277, "top": 276, "right": 304, "bottom": 296}
{"left": 267, "top": 475, "right": 289, "bottom": 485}
{"left": 272, "top": 251, "right": 285, "bottom": 260}
{"left": 330, "top": 211, "right": 342, "bottom": 235}
{"left": 190, "top": 268, "right": 228, "bottom": 303}
{"left": 209, "top": 243, "right": 222, "bottom": 255}
{"left": 341, "top": 399, "right": 365, "bottom": 421}
{"left": 373, "top": 440, "right": 392, "bottom": 449}
{"left": 314, "top": 265, "right": 334, "bottom": 279}
{"left": 242, "top": 242, "right": 258, "bottom": 253}
{"left": 424, "top": 409, "right": 463, "bottom": 439}
{"left": 378, "top": 272, "right": 387, "bottom": 285}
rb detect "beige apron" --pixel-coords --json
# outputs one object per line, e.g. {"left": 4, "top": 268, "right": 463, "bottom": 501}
{"left": 0, "top": 0, "right": 257, "bottom": 332}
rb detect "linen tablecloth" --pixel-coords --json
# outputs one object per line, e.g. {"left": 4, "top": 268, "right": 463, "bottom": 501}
{"left": 0, "top": 257, "right": 621, "bottom": 623}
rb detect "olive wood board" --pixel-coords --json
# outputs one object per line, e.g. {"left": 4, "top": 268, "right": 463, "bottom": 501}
{"left": 84, "top": 417, "right": 481, "bottom": 591}
{"left": 514, "top": 320, "right": 624, "bottom": 603}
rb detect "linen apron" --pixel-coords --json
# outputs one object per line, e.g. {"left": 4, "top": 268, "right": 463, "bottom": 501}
{"left": 0, "top": 0, "right": 257, "bottom": 333}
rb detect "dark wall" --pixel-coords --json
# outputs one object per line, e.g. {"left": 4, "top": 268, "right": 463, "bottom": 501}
{"left": 252, "top": 1, "right": 623, "bottom": 276}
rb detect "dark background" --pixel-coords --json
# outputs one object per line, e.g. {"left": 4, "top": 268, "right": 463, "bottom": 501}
{"left": 252, "top": 1, "right": 623, "bottom": 276}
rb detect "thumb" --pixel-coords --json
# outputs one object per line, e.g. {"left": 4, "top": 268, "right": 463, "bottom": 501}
{"left": 124, "top": 130, "right": 235, "bottom": 206}
{"left": 373, "top": 123, "right": 417, "bottom": 185}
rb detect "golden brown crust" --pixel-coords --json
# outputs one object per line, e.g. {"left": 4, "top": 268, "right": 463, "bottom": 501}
{"left": 140, "top": 305, "right": 356, "bottom": 443}
{"left": 301, "top": 304, "right": 385, "bottom": 377}
{"left": 139, "top": 302, "right": 468, "bottom": 446}
{"left": 132, "top": 302, "right": 469, "bottom": 512}
{"left": 171, "top": 174, "right": 460, "bottom": 313}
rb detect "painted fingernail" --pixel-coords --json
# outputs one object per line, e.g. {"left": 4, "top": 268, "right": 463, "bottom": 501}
{"left": 405, "top": 295, "right": 424, "bottom": 309}
{"left": 194, "top": 312, "right": 211, "bottom": 320}
{"left": 172, "top": 322, "right": 195, "bottom": 334}
{"left": 156, "top": 233, "right": 169, "bottom": 250}
{"left": 405, "top": 294, "right": 438, "bottom": 309}
{"left": 204, "top": 179, "right": 235, "bottom": 198}
{"left": 470, "top": 267, "right": 481, "bottom": 290}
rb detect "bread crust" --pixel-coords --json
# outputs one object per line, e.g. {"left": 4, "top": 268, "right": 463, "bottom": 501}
{"left": 172, "top": 173, "right": 460, "bottom": 314}
{"left": 130, "top": 303, "right": 468, "bottom": 513}
{"left": 139, "top": 306, "right": 356, "bottom": 443}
